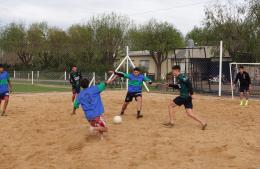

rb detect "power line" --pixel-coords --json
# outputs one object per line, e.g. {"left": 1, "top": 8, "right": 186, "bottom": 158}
{"left": 129, "top": 0, "right": 212, "bottom": 16}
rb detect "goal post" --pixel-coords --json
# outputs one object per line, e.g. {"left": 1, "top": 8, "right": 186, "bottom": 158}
{"left": 229, "top": 62, "right": 260, "bottom": 99}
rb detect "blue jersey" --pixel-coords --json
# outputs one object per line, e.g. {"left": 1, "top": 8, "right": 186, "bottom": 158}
{"left": 123, "top": 73, "right": 151, "bottom": 93}
{"left": 0, "top": 71, "right": 10, "bottom": 94}
{"left": 74, "top": 83, "right": 106, "bottom": 120}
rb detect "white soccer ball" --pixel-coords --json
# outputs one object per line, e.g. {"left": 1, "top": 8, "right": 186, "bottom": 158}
{"left": 113, "top": 115, "right": 122, "bottom": 124}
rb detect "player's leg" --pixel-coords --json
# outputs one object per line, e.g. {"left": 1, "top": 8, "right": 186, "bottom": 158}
{"left": 72, "top": 89, "right": 76, "bottom": 103}
{"left": 120, "top": 93, "right": 132, "bottom": 115}
{"left": 1, "top": 94, "right": 9, "bottom": 116}
{"left": 244, "top": 89, "right": 250, "bottom": 106}
{"left": 89, "top": 117, "right": 108, "bottom": 140}
{"left": 136, "top": 96, "right": 143, "bottom": 118}
{"left": 185, "top": 109, "right": 207, "bottom": 130}
{"left": 167, "top": 99, "right": 177, "bottom": 125}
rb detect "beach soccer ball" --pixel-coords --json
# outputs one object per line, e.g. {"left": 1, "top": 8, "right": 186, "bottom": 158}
{"left": 113, "top": 116, "right": 122, "bottom": 124}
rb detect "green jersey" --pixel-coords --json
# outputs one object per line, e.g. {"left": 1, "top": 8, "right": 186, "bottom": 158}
{"left": 176, "top": 74, "right": 193, "bottom": 98}
{"left": 69, "top": 71, "right": 82, "bottom": 88}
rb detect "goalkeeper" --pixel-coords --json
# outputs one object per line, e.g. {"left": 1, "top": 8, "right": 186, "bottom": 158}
{"left": 164, "top": 65, "right": 207, "bottom": 130}
{"left": 111, "top": 67, "right": 152, "bottom": 119}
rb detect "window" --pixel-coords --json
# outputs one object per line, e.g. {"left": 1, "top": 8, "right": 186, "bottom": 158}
{"left": 139, "top": 60, "right": 150, "bottom": 69}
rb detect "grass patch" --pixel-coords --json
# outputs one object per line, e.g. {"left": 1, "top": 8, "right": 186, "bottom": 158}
{"left": 13, "top": 83, "right": 70, "bottom": 93}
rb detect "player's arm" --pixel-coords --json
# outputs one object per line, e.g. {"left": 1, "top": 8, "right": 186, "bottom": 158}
{"left": 186, "top": 79, "right": 194, "bottom": 96}
{"left": 168, "top": 82, "right": 180, "bottom": 89}
{"left": 143, "top": 76, "right": 152, "bottom": 85}
{"left": 72, "top": 98, "right": 80, "bottom": 115}
{"left": 69, "top": 72, "right": 73, "bottom": 84}
{"left": 112, "top": 71, "right": 130, "bottom": 79}
{"left": 233, "top": 73, "right": 239, "bottom": 84}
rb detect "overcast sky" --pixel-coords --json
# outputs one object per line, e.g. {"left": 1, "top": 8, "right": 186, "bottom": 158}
{"left": 0, "top": 0, "right": 241, "bottom": 35}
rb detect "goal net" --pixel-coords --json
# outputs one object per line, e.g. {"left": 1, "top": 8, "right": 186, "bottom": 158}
{"left": 230, "top": 63, "right": 260, "bottom": 98}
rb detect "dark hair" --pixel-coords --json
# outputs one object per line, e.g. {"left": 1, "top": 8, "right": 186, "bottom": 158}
{"left": 71, "top": 65, "right": 77, "bottom": 69}
{"left": 133, "top": 67, "right": 141, "bottom": 72}
{"left": 239, "top": 66, "right": 244, "bottom": 69}
{"left": 80, "top": 79, "right": 90, "bottom": 89}
{"left": 0, "top": 64, "right": 3, "bottom": 68}
{"left": 172, "top": 65, "right": 181, "bottom": 70}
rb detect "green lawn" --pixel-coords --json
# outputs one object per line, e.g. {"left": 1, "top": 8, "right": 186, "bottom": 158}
{"left": 13, "top": 83, "right": 70, "bottom": 93}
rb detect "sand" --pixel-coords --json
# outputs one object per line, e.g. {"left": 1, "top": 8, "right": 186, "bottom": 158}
{"left": 0, "top": 91, "right": 260, "bottom": 169}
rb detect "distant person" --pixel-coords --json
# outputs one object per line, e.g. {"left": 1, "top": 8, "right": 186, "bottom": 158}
{"left": 111, "top": 67, "right": 152, "bottom": 119}
{"left": 0, "top": 64, "right": 12, "bottom": 116}
{"left": 164, "top": 65, "right": 207, "bottom": 130}
{"left": 234, "top": 66, "right": 251, "bottom": 106}
{"left": 69, "top": 65, "right": 82, "bottom": 103}
{"left": 72, "top": 77, "right": 116, "bottom": 140}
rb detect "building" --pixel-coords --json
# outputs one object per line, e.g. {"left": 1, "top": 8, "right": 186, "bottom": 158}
{"left": 116, "top": 46, "right": 232, "bottom": 80}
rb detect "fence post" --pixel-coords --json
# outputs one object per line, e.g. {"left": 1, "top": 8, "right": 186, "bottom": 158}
{"left": 105, "top": 72, "right": 107, "bottom": 80}
{"left": 64, "top": 71, "right": 67, "bottom": 81}
{"left": 37, "top": 71, "right": 40, "bottom": 79}
{"left": 28, "top": 73, "right": 30, "bottom": 81}
{"left": 126, "top": 46, "right": 129, "bottom": 91}
{"left": 218, "top": 40, "right": 223, "bottom": 97}
{"left": 13, "top": 70, "right": 16, "bottom": 79}
{"left": 32, "top": 71, "right": 34, "bottom": 85}
{"left": 93, "top": 72, "right": 96, "bottom": 85}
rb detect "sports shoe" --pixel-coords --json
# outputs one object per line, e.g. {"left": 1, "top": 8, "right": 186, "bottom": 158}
{"left": 240, "top": 100, "right": 244, "bottom": 106}
{"left": 245, "top": 100, "right": 249, "bottom": 106}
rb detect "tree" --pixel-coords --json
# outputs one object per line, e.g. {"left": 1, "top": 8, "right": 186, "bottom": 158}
{"left": 129, "top": 19, "right": 184, "bottom": 80}
{"left": 88, "top": 13, "right": 131, "bottom": 66}
{"left": 0, "top": 23, "right": 33, "bottom": 65}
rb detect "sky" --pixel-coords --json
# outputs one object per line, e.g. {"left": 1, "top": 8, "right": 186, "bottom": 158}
{"left": 0, "top": 0, "right": 240, "bottom": 35}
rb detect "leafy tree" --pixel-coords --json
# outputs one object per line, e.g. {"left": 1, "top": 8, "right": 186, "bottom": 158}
{"left": 129, "top": 19, "right": 184, "bottom": 80}
{"left": 0, "top": 23, "right": 33, "bottom": 65}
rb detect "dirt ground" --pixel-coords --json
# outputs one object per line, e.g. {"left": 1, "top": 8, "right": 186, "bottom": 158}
{"left": 0, "top": 91, "right": 260, "bottom": 169}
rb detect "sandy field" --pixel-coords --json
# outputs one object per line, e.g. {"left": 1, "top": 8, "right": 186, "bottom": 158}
{"left": 0, "top": 91, "right": 260, "bottom": 169}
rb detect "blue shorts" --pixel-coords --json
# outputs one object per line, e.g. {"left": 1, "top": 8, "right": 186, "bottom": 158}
{"left": 173, "top": 96, "right": 193, "bottom": 109}
{"left": 0, "top": 92, "right": 9, "bottom": 100}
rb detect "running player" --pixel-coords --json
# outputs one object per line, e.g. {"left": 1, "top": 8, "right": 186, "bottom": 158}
{"left": 164, "top": 65, "right": 207, "bottom": 130}
{"left": 69, "top": 65, "right": 82, "bottom": 103}
{"left": 234, "top": 66, "right": 251, "bottom": 106}
{"left": 112, "top": 67, "right": 152, "bottom": 119}
{"left": 0, "top": 64, "right": 12, "bottom": 116}
{"left": 72, "top": 77, "right": 116, "bottom": 140}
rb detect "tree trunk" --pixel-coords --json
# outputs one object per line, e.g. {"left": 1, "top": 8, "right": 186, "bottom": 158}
{"left": 156, "top": 63, "right": 162, "bottom": 80}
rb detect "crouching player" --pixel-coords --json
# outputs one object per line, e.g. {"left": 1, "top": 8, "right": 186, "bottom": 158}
{"left": 111, "top": 67, "right": 152, "bottom": 119}
{"left": 72, "top": 77, "right": 115, "bottom": 140}
{"left": 0, "top": 64, "right": 12, "bottom": 116}
{"left": 164, "top": 65, "right": 207, "bottom": 130}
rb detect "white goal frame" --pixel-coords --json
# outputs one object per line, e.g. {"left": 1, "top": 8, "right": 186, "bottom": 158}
{"left": 229, "top": 62, "right": 260, "bottom": 99}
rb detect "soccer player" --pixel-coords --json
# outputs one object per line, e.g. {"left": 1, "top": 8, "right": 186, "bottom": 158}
{"left": 164, "top": 65, "right": 207, "bottom": 130}
{"left": 0, "top": 64, "right": 12, "bottom": 116}
{"left": 234, "top": 66, "right": 251, "bottom": 106}
{"left": 69, "top": 65, "right": 82, "bottom": 103}
{"left": 112, "top": 67, "right": 152, "bottom": 119}
{"left": 72, "top": 77, "right": 116, "bottom": 140}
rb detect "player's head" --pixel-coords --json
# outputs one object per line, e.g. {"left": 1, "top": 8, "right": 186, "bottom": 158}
{"left": 133, "top": 67, "right": 141, "bottom": 76}
{"left": 71, "top": 65, "right": 77, "bottom": 72}
{"left": 0, "top": 64, "right": 4, "bottom": 73}
{"left": 80, "top": 78, "right": 90, "bottom": 89}
{"left": 172, "top": 65, "right": 181, "bottom": 76}
{"left": 239, "top": 66, "right": 244, "bottom": 73}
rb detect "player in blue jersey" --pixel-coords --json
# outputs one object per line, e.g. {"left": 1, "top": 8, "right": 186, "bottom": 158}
{"left": 0, "top": 64, "right": 12, "bottom": 116}
{"left": 72, "top": 77, "right": 116, "bottom": 139}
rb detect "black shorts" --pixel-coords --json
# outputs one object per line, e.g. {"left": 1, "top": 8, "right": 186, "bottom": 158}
{"left": 125, "top": 92, "right": 142, "bottom": 102}
{"left": 72, "top": 87, "right": 81, "bottom": 94}
{"left": 239, "top": 85, "right": 249, "bottom": 93}
{"left": 173, "top": 96, "right": 193, "bottom": 109}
